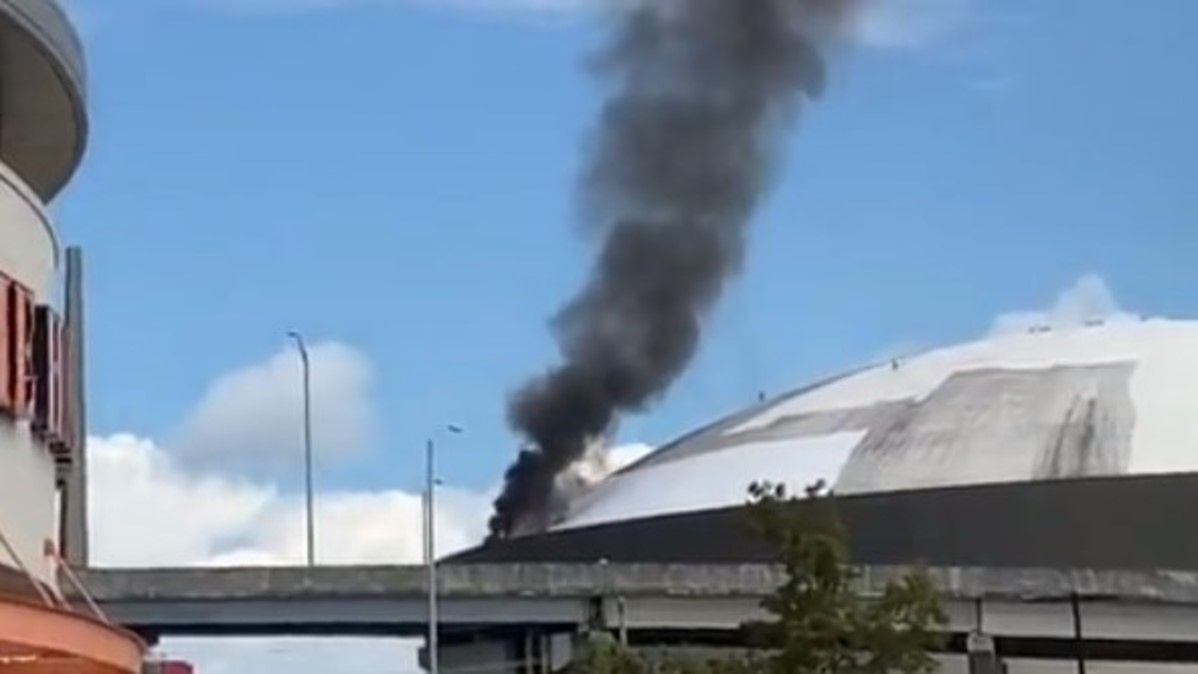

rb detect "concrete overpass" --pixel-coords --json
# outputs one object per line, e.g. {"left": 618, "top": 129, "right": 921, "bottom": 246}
{"left": 76, "top": 563, "right": 1198, "bottom": 663}
{"left": 80, "top": 563, "right": 778, "bottom": 638}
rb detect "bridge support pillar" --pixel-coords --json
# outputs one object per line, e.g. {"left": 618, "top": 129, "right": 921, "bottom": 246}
{"left": 966, "top": 632, "right": 1002, "bottom": 674}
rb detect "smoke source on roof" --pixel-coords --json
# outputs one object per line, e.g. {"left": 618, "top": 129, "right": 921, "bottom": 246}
{"left": 490, "top": 0, "right": 853, "bottom": 538}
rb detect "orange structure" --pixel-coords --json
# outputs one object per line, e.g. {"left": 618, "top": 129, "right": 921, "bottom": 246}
{"left": 0, "top": 594, "right": 143, "bottom": 673}
{"left": 0, "top": 0, "right": 145, "bottom": 671}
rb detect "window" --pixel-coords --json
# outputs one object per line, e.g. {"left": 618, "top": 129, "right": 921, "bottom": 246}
{"left": 33, "top": 305, "right": 65, "bottom": 446}
{"left": 0, "top": 274, "right": 69, "bottom": 455}
{"left": 0, "top": 276, "right": 33, "bottom": 419}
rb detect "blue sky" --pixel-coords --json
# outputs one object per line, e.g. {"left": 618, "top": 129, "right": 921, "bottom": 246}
{"left": 52, "top": 0, "right": 1198, "bottom": 670}
{"left": 59, "top": 0, "right": 1198, "bottom": 499}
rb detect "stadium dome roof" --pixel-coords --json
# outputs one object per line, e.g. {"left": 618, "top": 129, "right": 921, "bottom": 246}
{"left": 459, "top": 318, "right": 1198, "bottom": 569}
{"left": 561, "top": 318, "right": 1198, "bottom": 531}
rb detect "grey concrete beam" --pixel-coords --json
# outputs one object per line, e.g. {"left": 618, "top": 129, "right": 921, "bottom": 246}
{"left": 78, "top": 564, "right": 1198, "bottom": 606}
{"left": 72, "top": 564, "right": 1198, "bottom": 640}
{"left": 59, "top": 246, "right": 87, "bottom": 567}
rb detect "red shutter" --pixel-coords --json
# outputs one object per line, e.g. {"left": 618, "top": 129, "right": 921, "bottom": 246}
{"left": 1, "top": 281, "right": 38, "bottom": 421}
{"left": 13, "top": 284, "right": 32, "bottom": 419}
{"left": 3, "top": 280, "right": 33, "bottom": 417}
{"left": 0, "top": 274, "right": 10, "bottom": 413}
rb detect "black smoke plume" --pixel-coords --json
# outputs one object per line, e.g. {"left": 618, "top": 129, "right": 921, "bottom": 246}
{"left": 490, "top": 0, "right": 848, "bottom": 538}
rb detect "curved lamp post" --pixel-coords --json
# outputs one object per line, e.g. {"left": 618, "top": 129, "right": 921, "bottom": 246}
{"left": 427, "top": 424, "right": 463, "bottom": 674}
{"left": 287, "top": 331, "right": 315, "bottom": 567}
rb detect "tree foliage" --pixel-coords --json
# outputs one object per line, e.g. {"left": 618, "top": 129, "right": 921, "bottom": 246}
{"left": 743, "top": 481, "right": 947, "bottom": 674}
{"left": 567, "top": 633, "right": 650, "bottom": 674}
{"left": 568, "top": 482, "right": 947, "bottom": 674}
{"left": 566, "top": 632, "right": 758, "bottom": 674}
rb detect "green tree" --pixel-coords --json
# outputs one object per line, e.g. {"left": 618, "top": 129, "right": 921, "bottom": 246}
{"left": 565, "top": 632, "right": 738, "bottom": 674}
{"left": 567, "top": 633, "right": 649, "bottom": 674}
{"left": 744, "top": 481, "right": 946, "bottom": 674}
{"left": 568, "top": 482, "right": 946, "bottom": 674}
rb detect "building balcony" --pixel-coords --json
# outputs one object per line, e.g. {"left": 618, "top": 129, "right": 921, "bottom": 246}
{"left": 0, "top": 0, "right": 87, "bottom": 201}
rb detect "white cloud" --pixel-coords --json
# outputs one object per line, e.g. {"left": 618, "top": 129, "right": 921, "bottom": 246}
{"left": 88, "top": 434, "right": 278, "bottom": 567}
{"left": 991, "top": 274, "right": 1141, "bottom": 336}
{"left": 206, "top": 484, "right": 493, "bottom": 567}
{"left": 174, "top": 342, "right": 377, "bottom": 472}
{"left": 88, "top": 433, "right": 491, "bottom": 568}
{"left": 851, "top": 0, "right": 976, "bottom": 49}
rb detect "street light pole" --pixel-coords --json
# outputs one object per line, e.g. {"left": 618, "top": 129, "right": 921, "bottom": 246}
{"left": 426, "top": 438, "right": 438, "bottom": 674}
{"left": 288, "top": 331, "right": 316, "bottom": 567}
{"left": 426, "top": 425, "right": 462, "bottom": 674}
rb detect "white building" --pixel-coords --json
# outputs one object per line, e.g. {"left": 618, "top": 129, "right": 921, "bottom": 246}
{"left": 0, "top": 1, "right": 143, "bottom": 671}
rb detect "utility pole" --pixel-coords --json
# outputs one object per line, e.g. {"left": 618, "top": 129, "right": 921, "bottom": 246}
{"left": 426, "top": 438, "right": 438, "bottom": 674}
{"left": 426, "top": 425, "right": 462, "bottom": 674}
{"left": 288, "top": 332, "right": 315, "bottom": 567}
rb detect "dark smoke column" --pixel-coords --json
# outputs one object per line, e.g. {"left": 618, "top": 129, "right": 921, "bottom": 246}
{"left": 491, "top": 0, "right": 847, "bottom": 538}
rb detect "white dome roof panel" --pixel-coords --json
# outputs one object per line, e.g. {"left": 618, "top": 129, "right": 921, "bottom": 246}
{"left": 562, "top": 431, "right": 865, "bottom": 530}
{"left": 558, "top": 319, "right": 1198, "bottom": 531}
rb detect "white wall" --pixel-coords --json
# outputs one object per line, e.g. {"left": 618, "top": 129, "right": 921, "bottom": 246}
{"left": 0, "top": 158, "right": 59, "bottom": 590}
{"left": 0, "top": 160, "right": 55, "bottom": 296}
